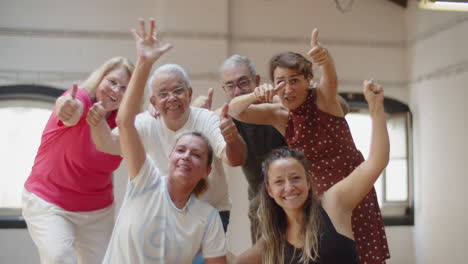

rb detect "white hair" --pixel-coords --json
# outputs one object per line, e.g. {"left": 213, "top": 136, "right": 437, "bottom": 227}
{"left": 147, "top": 64, "right": 191, "bottom": 97}
{"left": 220, "top": 54, "right": 257, "bottom": 76}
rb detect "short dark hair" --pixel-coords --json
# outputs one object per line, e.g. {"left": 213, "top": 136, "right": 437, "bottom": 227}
{"left": 269, "top": 52, "right": 314, "bottom": 82}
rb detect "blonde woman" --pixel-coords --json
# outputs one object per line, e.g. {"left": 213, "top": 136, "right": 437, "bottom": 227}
{"left": 23, "top": 56, "right": 133, "bottom": 264}
{"left": 232, "top": 81, "right": 389, "bottom": 264}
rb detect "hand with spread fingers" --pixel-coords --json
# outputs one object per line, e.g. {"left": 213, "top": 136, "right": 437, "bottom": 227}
{"left": 307, "top": 28, "right": 329, "bottom": 66}
{"left": 132, "top": 18, "right": 172, "bottom": 63}
{"left": 253, "top": 82, "right": 286, "bottom": 103}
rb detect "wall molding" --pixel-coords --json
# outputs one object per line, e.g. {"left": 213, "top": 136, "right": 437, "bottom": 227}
{"left": 2, "top": 13, "right": 468, "bottom": 86}
{"left": 0, "top": 27, "right": 404, "bottom": 48}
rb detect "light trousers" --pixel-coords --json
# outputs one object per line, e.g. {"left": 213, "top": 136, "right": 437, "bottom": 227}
{"left": 22, "top": 189, "right": 115, "bottom": 264}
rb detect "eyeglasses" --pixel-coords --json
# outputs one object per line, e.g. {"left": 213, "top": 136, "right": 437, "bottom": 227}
{"left": 222, "top": 77, "right": 253, "bottom": 91}
{"left": 157, "top": 87, "right": 187, "bottom": 99}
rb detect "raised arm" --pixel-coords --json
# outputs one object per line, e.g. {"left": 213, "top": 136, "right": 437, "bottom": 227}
{"left": 55, "top": 84, "right": 84, "bottom": 126}
{"left": 308, "top": 29, "right": 342, "bottom": 117}
{"left": 326, "top": 80, "right": 389, "bottom": 211}
{"left": 117, "top": 18, "right": 172, "bottom": 179}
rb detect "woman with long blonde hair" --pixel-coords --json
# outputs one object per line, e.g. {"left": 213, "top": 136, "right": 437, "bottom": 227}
{"left": 22, "top": 56, "right": 133, "bottom": 264}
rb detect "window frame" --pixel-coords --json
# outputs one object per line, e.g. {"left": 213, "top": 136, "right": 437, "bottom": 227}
{"left": 0, "top": 84, "right": 61, "bottom": 229}
{"left": 340, "top": 92, "right": 414, "bottom": 226}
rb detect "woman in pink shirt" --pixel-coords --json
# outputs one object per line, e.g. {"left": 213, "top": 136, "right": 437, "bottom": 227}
{"left": 22, "top": 57, "right": 134, "bottom": 264}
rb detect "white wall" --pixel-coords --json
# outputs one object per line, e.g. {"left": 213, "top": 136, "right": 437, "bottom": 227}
{"left": 406, "top": 2, "right": 468, "bottom": 264}
{"left": 5, "top": 0, "right": 467, "bottom": 263}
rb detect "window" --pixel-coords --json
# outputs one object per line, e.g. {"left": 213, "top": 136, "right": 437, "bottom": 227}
{"left": 0, "top": 85, "right": 61, "bottom": 228}
{"left": 341, "top": 92, "right": 414, "bottom": 226}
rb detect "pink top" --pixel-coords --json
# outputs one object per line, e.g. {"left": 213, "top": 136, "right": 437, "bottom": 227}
{"left": 24, "top": 88, "right": 122, "bottom": 212}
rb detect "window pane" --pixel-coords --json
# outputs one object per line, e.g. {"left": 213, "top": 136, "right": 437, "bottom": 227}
{"left": 385, "top": 159, "right": 408, "bottom": 201}
{"left": 0, "top": 106, "right": 51, "bottom": 208}
{"left": 388, "top": 115, "right": 407, "bottom": 158}
{"left": 346, "top": 113, "right": 385, "bottom": 202}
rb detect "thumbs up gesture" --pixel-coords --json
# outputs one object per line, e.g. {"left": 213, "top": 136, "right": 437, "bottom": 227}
{"left": 57, "top": 84, "right": 82, "bottom": 123}
{"left": 307, "top": 28, "right": 329, "bottom": 66}
{"left": 219, "top": 103, "right": 238, "bottom": 144}
{"left": 192, "top": 87, "right": 214, "bottom": 109}
{"left": 86, "top": 101, "right": 108, "bottom": 127}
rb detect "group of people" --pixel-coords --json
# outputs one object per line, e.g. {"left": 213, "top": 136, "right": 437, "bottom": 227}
{"left": 22, "top": 18, "right": 391, "bottom": 264}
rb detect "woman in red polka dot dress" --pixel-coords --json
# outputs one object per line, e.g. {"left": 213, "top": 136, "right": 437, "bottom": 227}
{"left": 229, "top": 29, "right": 390, "bottom": 263}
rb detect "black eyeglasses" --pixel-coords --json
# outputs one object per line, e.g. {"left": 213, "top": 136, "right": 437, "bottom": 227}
{"left": 222, "top": 77, "right": 253, "bottom": 91}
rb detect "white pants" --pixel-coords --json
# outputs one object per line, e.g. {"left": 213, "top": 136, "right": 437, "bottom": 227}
{"left": 22, "top": 189, "right": 115, "bottom": 264}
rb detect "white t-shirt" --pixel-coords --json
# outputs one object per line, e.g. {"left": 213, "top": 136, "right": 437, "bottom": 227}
{"left": 126, "top": 107, "right": 231, "bottom": 211}
{"left": 103, "top": 156, "right": 226, "bottom": 264}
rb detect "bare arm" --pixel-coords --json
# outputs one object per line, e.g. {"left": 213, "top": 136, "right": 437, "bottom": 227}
{"left": 228, "top": 86, "right": 288, "bottom": 134}
{"left": 233, "top": 238, "right": 264, "bottom": 264}
{"left": 205, "top": 256, "right": 227, "bottom": 264}
{"left": 219, "top": 104, "right": 246, "bottom": 166}
{"left": 308, "top": 29, "right": 342, "bottom": 117}
{"left": 325, "top": 80, "right": 389, "bottom": 212}
{"left": 90, "top": 121, "right": 122, "bottom": 155}
{"left": 117, "top": 18, "right": 172, "bottom": 180}
{"left": 55, "top": 84, "right": 83, "bottom": 126}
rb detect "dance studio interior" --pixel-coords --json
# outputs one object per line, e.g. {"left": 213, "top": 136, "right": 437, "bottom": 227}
{"left": 1, "top": 0, "right": 467, "bottom": 263}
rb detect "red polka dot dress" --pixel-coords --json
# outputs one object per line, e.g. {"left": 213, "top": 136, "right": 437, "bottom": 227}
{"left": 285, "top": 89, "right": 390, "bottom": 264}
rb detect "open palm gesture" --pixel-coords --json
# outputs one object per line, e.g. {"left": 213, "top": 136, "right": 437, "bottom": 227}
{"left": 132, "top": 18, "right": 172, "bottom": 63}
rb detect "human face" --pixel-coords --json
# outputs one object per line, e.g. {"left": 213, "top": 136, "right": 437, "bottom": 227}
{"left": 169, "top": 135, "right": 211, "bottom": 186}
{"left": 95, "top": 68, "right": 130, "bottom": 111}
{"left": 150, "top": 71, "right": 192, "bottom": 121}
{"left": 266, "top": 158, "right": 311, "bottom": 214}
{"left": 222, "top": 63, "right": 258, "bottom": 100}
{"left": 273, "top": 67, "right": 310, "bottom": 110}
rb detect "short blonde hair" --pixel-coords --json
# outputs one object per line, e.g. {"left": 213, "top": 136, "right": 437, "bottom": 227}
{"left": 80, "top": 57, "right": 134, "bottom": 99}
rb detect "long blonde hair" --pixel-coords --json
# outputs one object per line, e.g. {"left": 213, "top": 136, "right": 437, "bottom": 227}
{"left": 80, "top": 57, "right": 134, "bottom": 100}
{"left": 258, "top": 148, "right": 321, "bottom": 264}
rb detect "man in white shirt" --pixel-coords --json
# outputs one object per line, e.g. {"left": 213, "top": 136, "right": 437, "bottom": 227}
{"left": 89, "top": 61, "right": 246, "bottom": 233}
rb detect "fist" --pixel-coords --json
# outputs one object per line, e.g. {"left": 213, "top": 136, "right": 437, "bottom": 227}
{"left": 86, "top": 102, "right": 107, "bottom": 127}
{"left": 57, "top": 84, "right": 80, "bottom": 122}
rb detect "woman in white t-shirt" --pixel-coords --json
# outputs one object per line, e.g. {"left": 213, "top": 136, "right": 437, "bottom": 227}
{"left": 102, "top": 18, "right": 226, "bottom": 264}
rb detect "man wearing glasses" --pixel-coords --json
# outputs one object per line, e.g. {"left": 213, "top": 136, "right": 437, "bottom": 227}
{"left": 193, "top": 55, "right": 287, "bottom": 244}
{"left": 89, "top": 63, "right": 247, "bottom": 236}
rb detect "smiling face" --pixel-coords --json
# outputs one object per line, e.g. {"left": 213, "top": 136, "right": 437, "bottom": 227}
{"left": 266, "top": 157, "right": 311, "bottom": 214}
{"left": 168, "top": 134, "right": 211, "bottom": 188}
{"left": 95, "top": 67, "right": 131, "bottom": 111}
{"left": 273, "top": 67, "right": 310, "bottom": 110}
{"left": 150, "top": 71, "right": 192, "bottom": 124}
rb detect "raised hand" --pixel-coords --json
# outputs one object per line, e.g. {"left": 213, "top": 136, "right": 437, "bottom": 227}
{"left": 57, "top": 84, "right": 81, "bottom": 122}
{"left": 192, "top": 87, "right": 214, "bottom": 109}
{"left": 219, "top": 103, "right": 238, "bottom": 144}
{"left": 86, "top": 101, "right": 107, "bottom": 127}
{"left": 363, "top": 80, "right": 385, "bottom": 113}
{"left": 253, "top": 82, "right": 285, "bottom": 103}
{"left": 132, "top": 18, "right": 172, "bottom": 63}
{"left": 307, "top": 28, "right": 329, "bottom": 66}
